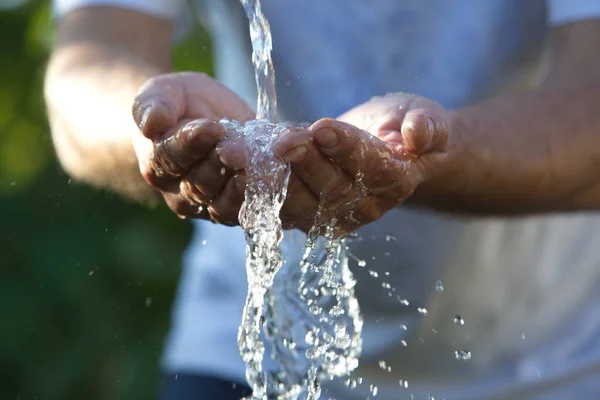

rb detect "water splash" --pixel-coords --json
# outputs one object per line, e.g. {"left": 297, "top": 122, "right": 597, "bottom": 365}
{"left": 236, "top": 0, "right": 363, "bottom": 398}
{"left": 224, "top": 119, "right": 291, "bottom": 400}
{"left": 265, "top": 210, "right": 363, "bottom": 399}
{"left": 455, "top": 350, "right": 472, "bottom": 361}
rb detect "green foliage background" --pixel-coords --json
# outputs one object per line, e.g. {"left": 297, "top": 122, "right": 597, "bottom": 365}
{"left": 0, "top": 1, "right": 213, "bottom": 398}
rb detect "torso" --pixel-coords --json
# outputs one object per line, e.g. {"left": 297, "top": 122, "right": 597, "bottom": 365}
{"left": 164, "top": 2, "right": 600, "bottom": 398}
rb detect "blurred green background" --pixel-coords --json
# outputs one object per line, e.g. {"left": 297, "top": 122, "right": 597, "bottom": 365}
{"left": 0, "top": 1, "right": 213, "bottom": 398}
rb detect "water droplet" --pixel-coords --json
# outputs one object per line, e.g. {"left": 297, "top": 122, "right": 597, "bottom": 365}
{"left": 400, "top": 324, "right": 408, "bottom": 331}
{"left": 88, "top": 270, "right": 94, "bottom": 276}
{"left": 10, "top": 181, "right": 16, "bottom": 187}
{"left": 368, "top": 270, "right": 379, "bottom": 278}
{"left": 417, "top": 307, "right": 428, "bottom": 315}
{"left": 305, "top": 331, "right": 317, "bottom": 345}
{"left": 399, "top": 298, "right": 410, "bottom": 306}
{"left": 455, "top": 350, "right": 471, "bottom": 361}
{"left": 145, "top": 297, "right": 152, "bottom": 307}
{"left": 345, "top": 378, "right": 358, "bottom": 389}
{"left": 283, "top": 337, "right": 296, "bottom": 350}
{"left": 370, "top": 384, "right": 378, "bottom": 396}
{"left": 454, "top": 316, "right": 465, "bottom": 326}
{"left": 381, "top": 282, "right": 391, "bottom": 289}
{"left": 400, "top": 340, "right": 408, "bottom": 347}
{"left": 357, "top": 259, "right": 367, "bottom": 267}
{"left": 220, "top": 167, "right": 226, "bottom": 175}
{"left": 385, "top": 234, "right": 397, "bottom": 242}
{"left": 309, "top": 305, "right": 322, "bottom": 315}
{"left": 377, "top": 360, "right": 392, "bottom": 372}
{"left": 201, "top": 239, "right": 207, "bottom": 246}
{"left": 435, "top": 280, "right": 444, "bottom": 292}
{"left": 520, "top": 331, "right": 526, "bottom": 340}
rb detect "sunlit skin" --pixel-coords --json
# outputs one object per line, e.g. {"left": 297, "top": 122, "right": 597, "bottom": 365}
{"left": 132, "top": 76, "right": 450, "bottom": 234}
{"left": 45, "top": 8, "right": 600, "bottom": 234}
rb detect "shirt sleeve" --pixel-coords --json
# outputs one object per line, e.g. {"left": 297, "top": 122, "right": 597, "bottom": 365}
{"left": 546, "top": 0, "right": 600, "bottom": 26}
{"left": 52, "top": 0, "right": 187, "bottom": 20}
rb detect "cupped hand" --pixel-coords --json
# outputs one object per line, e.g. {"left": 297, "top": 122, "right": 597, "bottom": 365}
{"left": 274, "top": 93, "right": 451, "bottom": 234}
{"left": 131, "top": 72, "right": 255, "bottom": 224}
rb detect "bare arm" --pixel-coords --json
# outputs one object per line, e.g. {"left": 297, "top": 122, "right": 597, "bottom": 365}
{"left": 413, "top": 20, "right": 600, "bottom": 214}
{"left": 44, "top": 7, "right": 173, "bottom": 201}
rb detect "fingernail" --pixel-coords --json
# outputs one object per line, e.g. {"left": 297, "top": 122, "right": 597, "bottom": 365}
{"left": 234, "top": 174, "right": 247, "bottom": 193}
{"left": 133, "top": 104, "right": 150, "bottom": 128}
{"left": 314, "top": 129, "right": 339, "bottom": 149}
{"left": 426, "top": 118, "right": 435, "bottom": 136}
{"left": 282, "top": 145, "right": 307, "bottom": 163}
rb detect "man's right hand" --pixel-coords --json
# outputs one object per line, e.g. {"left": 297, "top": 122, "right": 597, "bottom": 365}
{"left": 131, "top": 72, "right": 254, "bottom": 224}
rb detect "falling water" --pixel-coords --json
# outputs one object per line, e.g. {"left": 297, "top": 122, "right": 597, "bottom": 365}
{"left": 239, "top": 0, "right": 277, "bottom": 122}
{"left": 231, "top": 0, "right": 363, "bottom": 398}
{"left": 231, "top": 0, "right": 287, "bottom": 398}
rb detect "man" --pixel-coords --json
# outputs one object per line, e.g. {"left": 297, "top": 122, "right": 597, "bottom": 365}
{"left": 45, "top": 0, "right": 600, "bottom": 399}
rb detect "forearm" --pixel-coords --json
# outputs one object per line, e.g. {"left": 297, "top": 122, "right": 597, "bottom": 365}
{"left": 411, "top": 19, "right": 600, "bottom": 215}
{"left": 413, "top": 75, "right": 600, "bottom": 215}
{"left": 44, "top": 7, "right": 172, "bottom": 201}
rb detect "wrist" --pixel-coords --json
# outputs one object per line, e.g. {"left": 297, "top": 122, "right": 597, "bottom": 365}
{"left": 408, "top": 110, "right": 475, "bottom": 209}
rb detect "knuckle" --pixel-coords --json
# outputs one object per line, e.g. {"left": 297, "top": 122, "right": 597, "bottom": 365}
{"left": 179, "top": 180, "right": 209, "bottom": 204}
{"left": 185, "top": 171, "right": 222, "bottom": 200}
{"left": 183, "top": 119, "right": 222, "bottom": 142}
{"left": 209, "top": 205, "right": 238, "bottom": 226}
{"left": 354, "top": 197, "right": 384, "bottom": 224}
{"left": 368, "top": 158, "right": 406, "bottom": 190}
{"left": 140, "top": 162, "right": 164, "bottom": 188}
{"left": 154, "top": 140, "right": 184, "bottom": 177}
{"left": 322, "top": 176, "right": 353, "bottom": 206}
{"left": 167, "top": 196, "right": 191, "bottom": 216}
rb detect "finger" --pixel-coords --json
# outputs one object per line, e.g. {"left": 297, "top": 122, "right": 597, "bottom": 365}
{"left": 215, "top": 135, "right": 249, "bottom": 171}
{"left": 337, "top": 93, "right": 413, "bottom": 132}
{"left": 179, "top": 149, "right": 233, "bottom": 204}
{"left": 133, "top": 75, "right": 188, "bottom": 139}
{"left": 280, "top": 174, "right": 320, "bottom": 232}
{"left": 276, "top": 129, "right": 356, "bottom": 206}
{"left": 400, "top": 108, "right": 449, "bottom": 154}
{"left": 148, "top": 119, "right": 225, "bottom": 186}
{"left": 161, "top": 190, "right": 210, "bottom": 220}
{"left": 309, "top": 119, "right": 409, "bottom": 196}
{"left": 133, "top": 72, "right": 255, "bottom": 139}
{"left": 208, "top": 173, "right": 247, "bottom": 226}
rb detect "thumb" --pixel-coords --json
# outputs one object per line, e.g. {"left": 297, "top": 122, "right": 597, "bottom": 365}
{"left": 132, "top": 74, "right": 185, "bottom": 140}
{"left": 398, "top": 107, "right": 450, "bottom": 155}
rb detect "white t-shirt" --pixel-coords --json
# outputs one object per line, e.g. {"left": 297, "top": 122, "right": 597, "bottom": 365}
{"left": 54, "top": 1, "right": 600, "bottom": 399}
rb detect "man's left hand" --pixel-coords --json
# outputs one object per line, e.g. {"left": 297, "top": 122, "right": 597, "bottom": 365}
{"left": 273, "top": 93, "right": 452, "bottom": 234}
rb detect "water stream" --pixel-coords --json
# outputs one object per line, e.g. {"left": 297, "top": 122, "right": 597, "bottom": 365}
{"left": 229, "top": 1, "right": 364, "bottom": 398}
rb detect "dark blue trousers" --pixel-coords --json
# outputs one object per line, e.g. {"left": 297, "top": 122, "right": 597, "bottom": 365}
{"left": 159, "top": 373, "right": 252, "bottom": 400}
